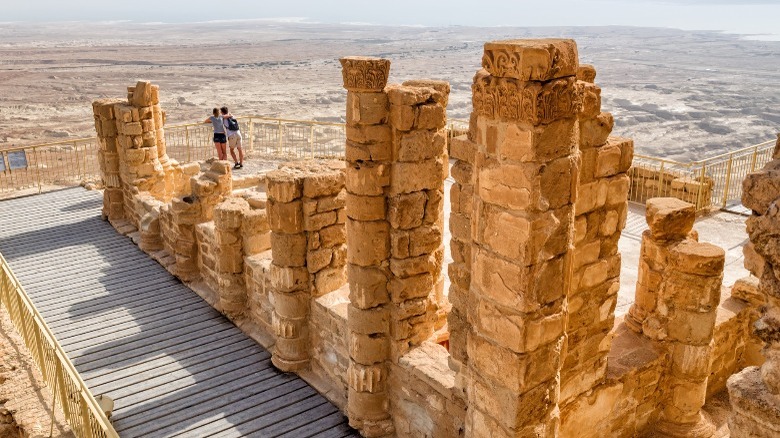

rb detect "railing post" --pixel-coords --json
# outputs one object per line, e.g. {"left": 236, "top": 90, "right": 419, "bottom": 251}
{"left": 82, "top": 142, "right": 89, "bottom": 180}
{"left": 658, "top": 161, "right": 665, "bottom": 196}
{"left": 750, "top": 145, "right": 759, "bottom": 172}
{"left": 248, "top": 117, "right": 255, "bottom": 153}
{"left": 33, "top": 147, "right": 43, "bottom": 194}
{"left": 723, "top": 153, "right": 734, "bottom": 208}
{"left": 185, "top": 126, "right": 191, "bottom": 163}
{"left": 277, "top": 120, "right": 283, "bottom": 154}
{"left": 309, "top": 125, "right": 315, "bottom": 159}
{"left": 696, "top": 163, "right": 707, "bottom": 211}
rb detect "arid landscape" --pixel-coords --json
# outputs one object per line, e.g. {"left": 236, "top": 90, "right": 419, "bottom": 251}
{"left": 1, "top": 20, "right": 779, "bottom": 162}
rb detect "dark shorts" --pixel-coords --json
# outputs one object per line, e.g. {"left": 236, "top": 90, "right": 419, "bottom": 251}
{"left": 213, "top": 133, "right": 227, "bottom": 144}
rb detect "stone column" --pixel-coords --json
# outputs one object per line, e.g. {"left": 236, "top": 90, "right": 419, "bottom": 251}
{"left": 625, "top": 198, "right": 723, "bottom": 437}
{"left": 91, "top": 98, "right": 125, "bottom": 222}
{"left": 340, "top": 56, "right": 395, "bottom": 437}
{"left": 385, "top": 80, "right": 449, "bottom": 360}
{"left": 447, "top": 132, "right": 477, "bottom": 395}
{"left": 266, "top": 163, "right": 348, "bottom": 372}
{"left": 728, "top": 134, "right": 780, "bottom": 437}
{"left": 560, "top": 64, "right": 634, "bottom": 404}
{"left": 214, "top": 197, "right": 250, "bottom": 319}
{"left": 466, "top": 39, "right": 581, "bottom": 437}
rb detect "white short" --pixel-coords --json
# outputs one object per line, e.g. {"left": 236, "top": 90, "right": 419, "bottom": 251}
{"left": 228, "top": 134, "right": 242, "bottom": 150}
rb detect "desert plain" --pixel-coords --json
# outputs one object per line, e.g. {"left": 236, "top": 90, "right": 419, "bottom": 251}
{"left": 1, "top": 20, "right": 779, "bottom": 163}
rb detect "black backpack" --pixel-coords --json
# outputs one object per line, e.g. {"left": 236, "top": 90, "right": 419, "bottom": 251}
{"left": 226, "top": 117, "right": 239, "bottom": 131}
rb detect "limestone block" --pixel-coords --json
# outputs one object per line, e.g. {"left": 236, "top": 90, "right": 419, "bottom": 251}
{"left": 307, "top": 248, "right": 333, "bottom": 273}
{"left": 346, "top": 219, "right": 389, "bottom": 266}
{"left": 667, "top": 309, "right": 717, "bottom": 345}
{"left": 389, "top": 248, "right": 442, "bottom": 278}
{"left": 304, "top": 210, "right": 337, "bottom": 232}
{"left": 388, "top": 192, "right": 426, "bottom": 230}
{"left": 415, "top": 103, "right": 446, "bottom": 130}
{"left": 472, "top": 71, "right": 579, "bottom": 125}
{"left": 402, "top": 79, "right": 450, "bottom": 105}
{"left": 348, "top": 264, "right": 390, "bottom": 309}
{"left": 497, "top": 118, "right": 577, "bottom": 164}
{"left": 313, "top": 266, "right": 346, "bottom": 296}
{"left": 577, "top": 64, "right": 597, "bottom": 83}
{"left": 319, "top": 224, "right": 347, "bottom": 247}
{"left": 482, "top": 38, "right": 578, "bottom": 81}
{"left": 345, "top": 140, "right": 393, "bottom": 164}
{"left": 390, "top": 226, "right": 442, "bottom": 260}
{"left": 350, "top": 333, "right": 389, "bottom": 365}
{"left": 346, "top": 194, "right": 385, "bottom": 221}
{"left": 645, "top": 197, "right": 695, "bottom": 240}
{"left": 727, "top": 367, "right": 780, "bottom": 437}
{"left": 578, "top": 81, "right": 602, "bottom": 118}
{"left": 388, "top": 273, "right": 434, "bottom": 303}
{"left": 671, "top": 241, "right": 725, "bottom": 277}
{"left": 346, "top": 162, "right": 390, "bottom": 196}
{"left": 272, "top": 290, "right": 309, "bottom": 319}
{"left": 388, "top": 158, "right": 446, "bottom": 195}
{"left": 340, "top": 57, "right": 390, "bottom": 93}
{"left": 346, "top": 124, "right": 392, "bottom": 146}
{"left": 214, "top": 198, "right": 249, "bottom": 230}
{"left": 348, "top": 362, "right": 388, "bottom": 393}
{"left": 303, "top": 171, "right": 345, "bottom": 198}
{"left": 450, "top": 135, "right": 477, "bottom": 165}
{"left": 267, "top": 199, "right": 303, "bottom": 234}
{"left": 347, "top": 91, "right": 389, "bottom": 126}
{"left": 348, "top": 304, "right": 390, "bottom": 335}
{"left": 266, "top": 170, "right": 303, "bottom": 203}
{"left": 130, "top": 81, "right": 153, "bottom": 107}
{"left": 741, "top": 159, "right": 780, "bottom": 215}
{"left": 396, "top": 130, "right": 446, "bottom": 162}
{"left": 270, "top": 232, "right": 307, "bottom": 267}
{"left": 474, "top": 297, "right": 565, "bottom": 354}
{"left": 580, "top": 112, "right": 614, "bottom": 148}
{"left": 270, "top": 264, "right": 309, "bottom": 293}
{"left": 389, "top": 104, "right": 416, "bottom": 132}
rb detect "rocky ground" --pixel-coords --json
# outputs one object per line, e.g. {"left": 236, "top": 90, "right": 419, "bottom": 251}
{"left": 0, "top": 308, "right": 72, "bottom": 438}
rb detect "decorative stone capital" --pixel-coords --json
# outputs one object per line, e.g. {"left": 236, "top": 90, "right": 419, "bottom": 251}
{"left": 472, "top": 70, "right": 580, "bottom": 125}
{"left": 482, "top": 39, "right": 578, "bottom": 82}
{"left": 340, "top": 57, "right": 390, "bottom": 92}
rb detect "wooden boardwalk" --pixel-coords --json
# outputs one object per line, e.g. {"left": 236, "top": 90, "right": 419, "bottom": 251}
{"left": 0, "top": 188, "right": 358, "bottom": 438}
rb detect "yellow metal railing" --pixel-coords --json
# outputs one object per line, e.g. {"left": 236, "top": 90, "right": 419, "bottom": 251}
{"left": 2, "top": 114, "right": 775, "bottom": 212}
{"left": 627, "top": 139, "right": 776, "bottom": 211}
{"left": 0, "top": 137, "right": 100, "bottom": 197}
{"left": 0, "top": 252, "right": 118, "bottom": 438}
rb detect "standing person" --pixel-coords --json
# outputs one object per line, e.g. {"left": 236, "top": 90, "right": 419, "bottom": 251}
{"left": 221, "top": 106, "right": 244, "bottom": 169}
{"left": 204, "top": 108, "right": 227, "bottom": 161}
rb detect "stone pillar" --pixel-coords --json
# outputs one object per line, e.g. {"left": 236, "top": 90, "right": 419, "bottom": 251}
{"left": 92, "top": 98, "right": 125, "bottom": 222}
{"left": 466, "top": 39, "right": 581, "bottom": 437}
{"left": 560, "top": 64, "right": 634, "bottom": 404}
{"left": 340, "top": 56, "right": 395, "bottom": 437}
{"left": 728, "top": 134, "right": 780, "bottom": 437}
{"left": 385, "top": 80, "right": 449, "bottom": 360}
{"left": 267, "top": 162, "right": 348, "bottom": 373}
{"left": 214, "top": 197, "right": 250, "bottom": 319}
{"left": 447, "top": 132, "right": 477, "bottom": 396}
{"left": 625, "top": 198, "right": 723, "bottom": 437}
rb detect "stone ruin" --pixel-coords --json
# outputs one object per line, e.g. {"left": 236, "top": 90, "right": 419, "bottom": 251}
{"left": 87, "top": 39, "right": 777, "bottom": 437}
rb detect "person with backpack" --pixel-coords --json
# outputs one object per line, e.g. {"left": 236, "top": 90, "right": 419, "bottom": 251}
{"left": 203, "top": 107, "right": 228, "bottom": 161}
{"left": 221, "top": 106, "right": 244, "bottom": 169}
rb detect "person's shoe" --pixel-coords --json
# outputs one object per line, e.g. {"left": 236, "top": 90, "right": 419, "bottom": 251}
{"left": 233, "top": 163, "right": 241, "bottom": 169}
{"left": 238, "top": 163, "right": 243, "bottom": 169}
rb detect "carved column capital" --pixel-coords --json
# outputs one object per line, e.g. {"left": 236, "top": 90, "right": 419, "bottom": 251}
{"left": 340, "top": 56, "right": 390, "bottom": 92}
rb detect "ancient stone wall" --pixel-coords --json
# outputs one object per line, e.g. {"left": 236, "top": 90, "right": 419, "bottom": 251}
{"left": 561, "top": 63, "right": 633, "bottom": 406}
{"left": 728, "top": 134, "right": 780, "bottom": 437}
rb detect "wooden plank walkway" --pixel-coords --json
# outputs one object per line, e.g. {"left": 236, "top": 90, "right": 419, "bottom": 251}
{"left": 0, "top": 188, "right": 358, "bottom": 438}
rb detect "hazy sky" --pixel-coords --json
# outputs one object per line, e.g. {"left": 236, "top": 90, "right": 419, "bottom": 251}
{"left": 5, "top": 0, "right": 780, "bottom": 36}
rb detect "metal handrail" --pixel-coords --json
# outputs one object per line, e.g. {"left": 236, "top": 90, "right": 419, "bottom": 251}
{"left": 0, "top": 252, "right": 118, "bottom": 438}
